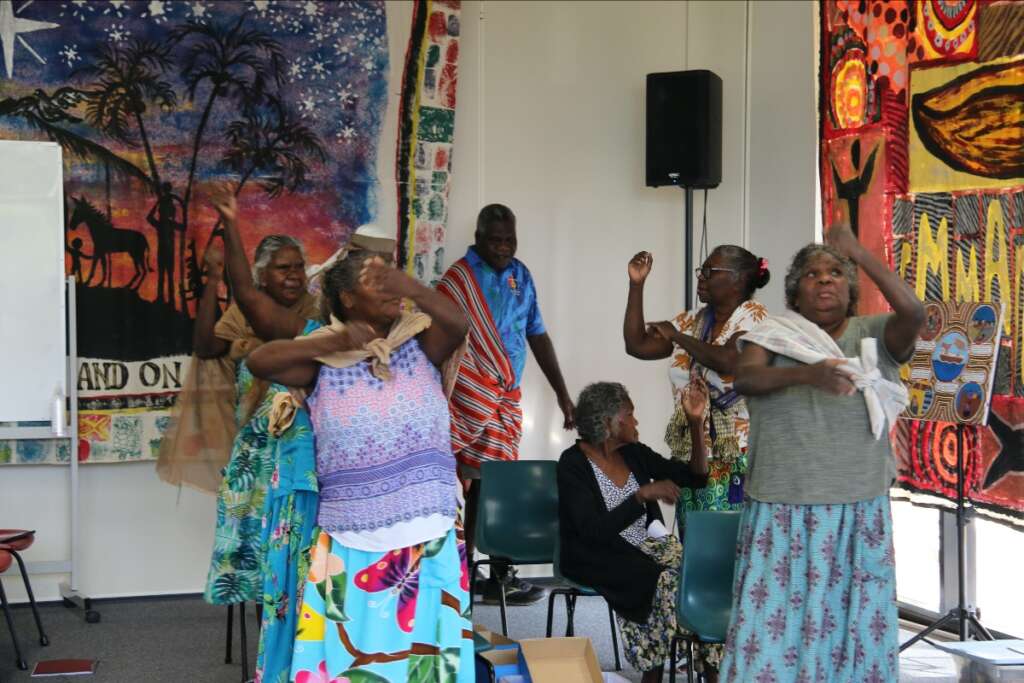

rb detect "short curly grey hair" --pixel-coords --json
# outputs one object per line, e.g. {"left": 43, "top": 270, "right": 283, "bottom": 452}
{"left": 784, "top": 243, "right": 859, "bottom": 317}
{"left": 575, "top": 382, "right": 631, "bottom": 444}
{"left": 253, "top": 234, "right": 305, "bottom": 287}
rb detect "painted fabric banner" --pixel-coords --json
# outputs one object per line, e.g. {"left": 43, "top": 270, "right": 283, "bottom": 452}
{"left": 0, "top": 0, "right": 460, "bottom": 465}
{"left": 819, "top": 0, "right": 1024, "bottom": 526}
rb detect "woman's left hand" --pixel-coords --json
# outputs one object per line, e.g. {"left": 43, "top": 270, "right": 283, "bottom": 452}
{"left": 682, "top": 378, "right": 708, "bottom": 423}
{"left": 825, "top": 222, "right": 860, "bottom": 258}
{"left": 646, "top": 321, "right": 678, "bottom": 344}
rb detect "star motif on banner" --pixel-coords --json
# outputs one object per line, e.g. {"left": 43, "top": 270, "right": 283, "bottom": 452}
{"left": 0, "top": 0, "right": 60, "bottom": 79}
{"left": 982, "top": 408, "right": 1024, "bottom": 489}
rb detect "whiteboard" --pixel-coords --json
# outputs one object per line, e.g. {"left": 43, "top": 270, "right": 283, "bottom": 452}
{"left": 0, "top": 141, "right": 67, "bottom": 422}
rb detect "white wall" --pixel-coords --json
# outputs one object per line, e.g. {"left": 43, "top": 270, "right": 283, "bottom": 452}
{"left": 0, "top": 0, "right": 817, "bottom": 601}
{"left": 446, "top": 0, "right": 817, "bottom": 475}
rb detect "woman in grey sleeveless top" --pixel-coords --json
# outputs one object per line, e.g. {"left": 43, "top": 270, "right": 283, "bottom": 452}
{"left": 718, "top": 225, "right": 924, "bottom": 683}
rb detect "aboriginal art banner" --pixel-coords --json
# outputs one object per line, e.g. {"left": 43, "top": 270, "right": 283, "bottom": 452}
{"left": 0, "top": 0, "right": 460, "bottom": 465}
{"left": 819, "top": 0, "right": 1024, "bottom": 526}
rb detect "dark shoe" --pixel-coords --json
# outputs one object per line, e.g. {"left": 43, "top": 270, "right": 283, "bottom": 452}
{"left": 480, "top": 571, "right": 546, "bottom": 606}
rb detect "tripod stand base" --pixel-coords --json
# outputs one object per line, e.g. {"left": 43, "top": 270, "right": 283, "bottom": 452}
{"left": 900, "top": 608, "right": 993, "bottom": 652}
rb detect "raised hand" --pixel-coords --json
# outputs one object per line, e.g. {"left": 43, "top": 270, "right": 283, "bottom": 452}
{"left": 358, "top": 256, "right": 420, "bottom": 299}
{"left": 208, "top": 183, "right": 238, "bottom": 226}
{"left": 682, "top": 378, "right": 708, "bottom": 422}
{"left": 808, "top": 358, "right": 856, "bottom": 396}
{"left": 203, "top": 244, "right": 224, "bottom": 279}
{"left": 825, "top": 222, "right": 860, "bottom": 258}
{"left": 628, "top": 251, "right": 653, "bottom": 285}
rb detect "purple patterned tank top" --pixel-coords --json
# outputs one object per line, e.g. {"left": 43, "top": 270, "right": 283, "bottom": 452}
{"left": 306, "top": 337, "right": 458, "bottom": 535}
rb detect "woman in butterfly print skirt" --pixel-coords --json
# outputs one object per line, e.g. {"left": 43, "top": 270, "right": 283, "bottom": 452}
{"left": 247, "top": 250, "right": 472, "bottom": 683}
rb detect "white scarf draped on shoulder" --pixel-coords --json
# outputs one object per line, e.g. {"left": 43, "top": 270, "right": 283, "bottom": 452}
{"left": 739, "top": 311, "right": 908, "bottom": 439}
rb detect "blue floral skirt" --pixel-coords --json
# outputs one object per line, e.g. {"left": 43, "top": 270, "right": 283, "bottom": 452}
{"left": 289, "top": 526, "right": 473, "bottom": 683}
{"left": 720, "top": 495, "right": 898, "bottom": 683}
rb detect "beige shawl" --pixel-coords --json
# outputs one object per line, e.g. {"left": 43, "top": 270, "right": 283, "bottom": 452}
{"left": 155, "top": 294, "right": 319, "bottom": 494}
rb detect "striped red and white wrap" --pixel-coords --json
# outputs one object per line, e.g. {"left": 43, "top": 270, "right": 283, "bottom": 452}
{"left": 436, "top": 258, "right": 522, "bottom": 469}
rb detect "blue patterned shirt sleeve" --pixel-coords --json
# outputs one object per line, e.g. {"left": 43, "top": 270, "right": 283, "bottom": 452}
{"left": 463, "top": 247, "right": 546, "bottom": 387}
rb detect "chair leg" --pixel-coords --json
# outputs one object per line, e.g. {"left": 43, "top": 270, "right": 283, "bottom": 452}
{"left": 607, "top": 602, "right": 621, "bottom": 671}
{"left": 9, "top": 549, "right": 48, "bottom": 646}
{"left": 0, "top": 579, "right": 27, "bottom": 670}
{"left": 256, "top": 602, "right": 264, "bottom": 636}
{"left": 686, "top": 638, "right": 695, "bottom": 683}
{"left": 239, "top": 601, "right": 249, "bottom": 682}
{"left": 669, "top": 637, "right": 677, "bottom": 683}
{"left": 497, "top": 576, "right": 509, "bottom": 637}
{"left": 565, "top": 593, "right": 577, "bottom": 637}
{"left": 225, "top": 604, "right": 234, "bottom": 664}
{"left": 545, "top": 589, "right": 559, "bottom": 638}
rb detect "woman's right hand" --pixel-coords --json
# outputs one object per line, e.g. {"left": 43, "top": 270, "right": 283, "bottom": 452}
{"left": 806, "top": 358, "right": 856, "bottom": 396}
{"left": 628, "top": 251, "right": 653, "bottom": 285}
{"left": 636, "top": 479, "right": 680, "bottom": 504}
{"left": 209, "top": 184, "right": 238, "bottom": 226}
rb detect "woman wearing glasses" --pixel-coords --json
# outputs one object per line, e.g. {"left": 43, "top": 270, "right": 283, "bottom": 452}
{"left": 623, "top": 245, "right": 770, "bottom": 680}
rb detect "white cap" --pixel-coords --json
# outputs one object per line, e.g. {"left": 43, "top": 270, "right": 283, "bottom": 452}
{"left": 349, "top": 223, "right": 396, "bottom": 253}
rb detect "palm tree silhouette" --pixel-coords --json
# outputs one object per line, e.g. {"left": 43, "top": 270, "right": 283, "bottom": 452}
{"left": 74, "top": 40, "right": 176, "bottom": 190}
{"left": 197, "top": 96, "right": 326, "bottom": 264}
{"left": 73, "top": 39, "right": 178, "bottom": 305}
{"left": 223, "top": 97, "right": 326, "bottom": 198}
{"left": 0, "top": 87, "right": 149, "bottom": 186}
{"left": 170, "top": 16, "right": 285, "bottom": 310}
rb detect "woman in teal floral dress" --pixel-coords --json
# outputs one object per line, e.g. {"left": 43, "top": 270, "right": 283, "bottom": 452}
{"left": 195, "top": 193, "right": 322, "bottom": 683}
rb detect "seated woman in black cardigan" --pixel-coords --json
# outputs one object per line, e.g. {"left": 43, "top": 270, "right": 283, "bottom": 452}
{"left": 558, "top": 381, "right": 709, "bottom": 683}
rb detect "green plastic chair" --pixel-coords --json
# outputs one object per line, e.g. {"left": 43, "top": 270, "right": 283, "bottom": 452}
{"left": 470, "top": 460, "right": 558, "bottom": 635}
{"left": 669, "top": 510, "right": 742, "bottom": 683}
{"left": 546, "top": 530, "right": 621, "bottom": 670}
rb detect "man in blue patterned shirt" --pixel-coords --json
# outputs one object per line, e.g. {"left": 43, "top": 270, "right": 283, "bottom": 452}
{"left": 439, "top": 203, "right": 575, "bottom": 605}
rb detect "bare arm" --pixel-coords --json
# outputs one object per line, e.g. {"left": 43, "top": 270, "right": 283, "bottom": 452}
{"left": 211, "top": 190, "right": 306, "bottom": 341}
{"left": 192, "top": 246, "right": 229, "bottom": 359}
{"left": 827, "top": 224, "right": 924, "bottom": 362}
{"left": 682, "top": 380, "right": 710, "bottom": 479}
{"left": 734, "top": 343, "right": 856, "bottom": 397}
{"left": 623, "top": 251, "right": 673, "bottom": 360}
{"left": 528, "top": 332, "right": 575, "bottom": 429}
{"left": 647, "top": 324, "right": 742, "bottom": 376}
{"left": 246, "top": 327, "right": 370, "bottom": 388}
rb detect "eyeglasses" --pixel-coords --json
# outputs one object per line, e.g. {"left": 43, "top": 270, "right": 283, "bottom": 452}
{"left": 695, "top": 266, "right": 736, "bottom": 280}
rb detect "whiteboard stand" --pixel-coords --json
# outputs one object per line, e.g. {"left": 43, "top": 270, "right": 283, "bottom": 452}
{"left": 0, "top": 277, "right": 99, "bottom": 623}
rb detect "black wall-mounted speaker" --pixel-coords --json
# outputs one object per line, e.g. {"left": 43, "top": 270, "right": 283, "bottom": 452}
{"left": 646, "top": 70, "right": 722, "bottom": 189}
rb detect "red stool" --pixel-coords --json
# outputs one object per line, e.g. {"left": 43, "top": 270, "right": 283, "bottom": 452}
{"left": 0, "top": 529, "right": 50, "bottom": 671}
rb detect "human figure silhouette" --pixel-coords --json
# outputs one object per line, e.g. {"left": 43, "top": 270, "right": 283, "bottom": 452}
{"left": 147, "top": 182, "right": 185, "bottom": 305}
{"left": 831, "top": 138, "right": 878, "bottom": 238}
{"left": 67, "top": 237, "right": 93, "bottom": 283}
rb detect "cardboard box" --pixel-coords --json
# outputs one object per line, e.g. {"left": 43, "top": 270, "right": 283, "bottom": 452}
{"left": 516, "top": 638, "right": 603, "bottom": 683}
{"left": 475, "top": 627, "right": 522, "bottom": 683}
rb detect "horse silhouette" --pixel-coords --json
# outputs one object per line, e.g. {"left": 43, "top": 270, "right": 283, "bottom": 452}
{"left": 67, "top": 196, "right": 151, "bottom": 290}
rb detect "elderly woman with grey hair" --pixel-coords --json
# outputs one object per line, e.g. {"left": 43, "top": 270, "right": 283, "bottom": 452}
{"left": 558, "top": 381, "right": 710, "bottom": 683}
{"left": 719, "top": 225, "right": 924, "bottom": 683}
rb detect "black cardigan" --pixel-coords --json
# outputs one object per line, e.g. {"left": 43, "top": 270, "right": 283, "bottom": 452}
{"left": 557, "top": 441, "right": 708, "bottom": 623}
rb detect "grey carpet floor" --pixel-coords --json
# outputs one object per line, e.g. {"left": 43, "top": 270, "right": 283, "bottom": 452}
{"left": 0, "top": 590, "right": 955, "bottom": 682}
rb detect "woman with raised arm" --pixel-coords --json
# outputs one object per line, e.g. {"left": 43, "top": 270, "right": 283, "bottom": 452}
{"left": 719, "top": 225, "right": 924, "bottom": 683}
{"left": 245, "top": 250, "right": 472, "bottom": 682}
{"left": 623, "top": 246, "right": 769, "bottom": 678}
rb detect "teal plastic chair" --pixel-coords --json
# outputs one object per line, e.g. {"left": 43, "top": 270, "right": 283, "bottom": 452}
{"left": 669, "top": 510, "right": 742, "bottom": 683}
{"left": 546, "top": 531, "right": 621, "bottom": 670}
{"left": 470, "top": 460, "right": 558, "bottom": 635}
